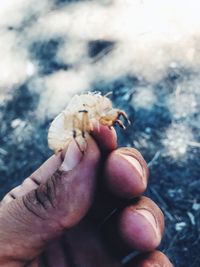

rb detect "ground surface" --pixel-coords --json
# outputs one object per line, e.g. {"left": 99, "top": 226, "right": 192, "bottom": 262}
{"left": 0, "top": 1, "right": 200, "bottom": 266}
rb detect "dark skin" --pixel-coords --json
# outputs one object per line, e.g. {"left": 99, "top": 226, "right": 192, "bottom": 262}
{"left": 0, "top": 126, "right": 173, "bottom": 267}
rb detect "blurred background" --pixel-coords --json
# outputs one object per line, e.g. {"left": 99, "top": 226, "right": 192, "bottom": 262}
{"left": 0, "top": 0, "right": 200, "bottom": 266}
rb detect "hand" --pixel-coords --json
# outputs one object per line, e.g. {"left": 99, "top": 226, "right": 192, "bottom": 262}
{"left": 0, "top": 126, "right": 173, "bottom": 267}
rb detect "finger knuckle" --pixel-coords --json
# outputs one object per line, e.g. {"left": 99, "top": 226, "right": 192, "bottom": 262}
{"left": 22, "top": 174, "right": 59, "bottom": 220}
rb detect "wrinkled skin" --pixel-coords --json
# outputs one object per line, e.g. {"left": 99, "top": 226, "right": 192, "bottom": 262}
{"left": 0, "top": 126, "right": 173, "bottom": 267}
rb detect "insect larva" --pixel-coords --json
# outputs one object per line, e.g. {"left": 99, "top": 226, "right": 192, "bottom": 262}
{"left": 48, "top": 92, "right": 130, "bottom": 153}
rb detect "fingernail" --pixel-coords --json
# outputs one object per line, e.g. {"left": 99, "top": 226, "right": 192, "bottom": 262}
{"left": 136, "top": 208, "right": 159, "bottom": 238}
{"left": 119, "top": 149, "right": 144, "bottom": 179}
{"left": 60, "top": 140, "right": 84, "bottom": 172}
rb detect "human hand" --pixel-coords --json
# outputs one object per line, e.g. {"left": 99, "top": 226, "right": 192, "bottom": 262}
{"left": 0, "top": 126, "right": 173, "bottom": 267}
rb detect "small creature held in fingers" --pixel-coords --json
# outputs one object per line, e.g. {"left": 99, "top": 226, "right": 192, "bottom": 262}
{"left": 48, "top": 92, "right": 130, "bottom": 153}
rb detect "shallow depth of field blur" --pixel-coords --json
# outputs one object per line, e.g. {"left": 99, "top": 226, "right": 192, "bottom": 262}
{"left": 0, "top": 0, "right": 200, "bottom": 266}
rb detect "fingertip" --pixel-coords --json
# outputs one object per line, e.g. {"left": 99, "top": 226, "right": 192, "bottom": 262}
{"left": 105, "top": 148, "right": 149, "bottom": 199}
{"left": 91, "top": 124, "right": 117, "bottom": 152}
{"left": 119, "top": 197, "right": 164, "bottom": 251}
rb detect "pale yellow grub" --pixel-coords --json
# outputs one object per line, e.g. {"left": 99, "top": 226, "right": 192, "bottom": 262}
{"left": 48, "top": 92, "right": 130, "bottom": 153}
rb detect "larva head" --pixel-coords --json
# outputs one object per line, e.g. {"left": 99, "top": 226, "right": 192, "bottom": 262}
{"left": 99, "top": 108, "right": 130, "bottom": 129}
{"left": 99, "top": 108, "right": 119, "bottom": 127}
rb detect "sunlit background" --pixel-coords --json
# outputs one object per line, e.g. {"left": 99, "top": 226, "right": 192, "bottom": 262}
{"left": 0, "top": 0, "right": 200, "bottom": 266}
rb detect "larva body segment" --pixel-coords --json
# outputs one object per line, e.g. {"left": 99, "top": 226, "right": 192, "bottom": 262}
{"left": 48, "top": 92, "right": 130, "bottom": 153}
{"left": 48, "top": 112, "right": 73, "bottom": 153}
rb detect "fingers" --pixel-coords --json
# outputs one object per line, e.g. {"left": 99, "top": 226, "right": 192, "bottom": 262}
{"left": 0, "top": 137, "right": 100, "bottom": 264}
{"left": 104, "top": 148, "right": 164, "bottom": 252}
{"left": 105, "top": 147, "right": 149, "bottom": 199}
{"left": 88, "top": 146, "right": 149, "bottom": 222}
{"left": 119, "top": 196, "right": 164, "bottom": 251}
{"left": 126, "top": 251, "right": 173, "bottom": 267}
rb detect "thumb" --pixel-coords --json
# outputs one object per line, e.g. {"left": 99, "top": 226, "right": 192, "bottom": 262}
{"left": 0, "top": 137, "right": 100, "bottom": 264}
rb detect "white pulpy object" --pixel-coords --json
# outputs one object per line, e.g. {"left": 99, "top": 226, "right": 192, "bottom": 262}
{"left": 48, "top": 92, "right": 129, "bottom": 153}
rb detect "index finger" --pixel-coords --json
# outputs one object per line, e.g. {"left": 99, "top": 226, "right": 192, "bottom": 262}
{"left": 105, "top": 147, "right": 149, "bottom": 199}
